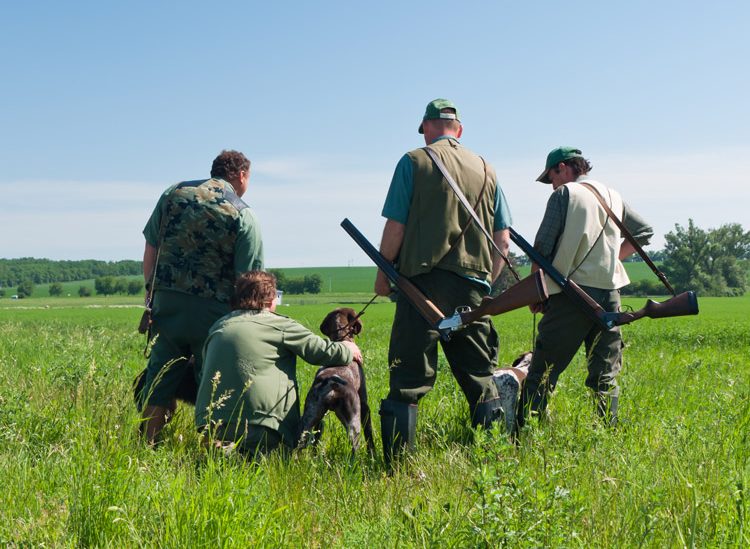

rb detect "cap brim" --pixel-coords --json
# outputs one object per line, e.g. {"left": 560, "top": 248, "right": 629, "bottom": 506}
{"left": 536, "top": 169, "right": 551, "bottom": 183}
{"left": 418, "top": 122, "right": 424, "bottom": 134}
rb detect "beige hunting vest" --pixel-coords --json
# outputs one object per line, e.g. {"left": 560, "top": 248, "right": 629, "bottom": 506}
{"left": 546, "top": 178, "right": 630, "bottom": 294}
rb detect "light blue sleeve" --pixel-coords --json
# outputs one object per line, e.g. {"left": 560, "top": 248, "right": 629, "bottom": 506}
{"left": 493, "top": 181, "right": 513, "bottom": 231}
{"left": 380, "top": 154, "right": 413, "bottom": 224}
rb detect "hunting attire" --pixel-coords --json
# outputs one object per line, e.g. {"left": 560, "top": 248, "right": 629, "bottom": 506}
{"left": 194, "top": 309, "right": 354, "bottom": 455}
{"left": 141, "top": 178, "right": 263, "bottom": 409}
{"left": 379, "top": 129, "right": 512, "bottom": 459}
{"left": 517, "top": 171, "right": 653, "bottom": 429}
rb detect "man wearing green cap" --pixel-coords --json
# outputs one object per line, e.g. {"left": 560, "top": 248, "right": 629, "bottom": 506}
{"left": 374, "top": 98, "right": 513, "bottom": 464}
{"left": 515, "top": 147, "right": 653, "bottom": 433}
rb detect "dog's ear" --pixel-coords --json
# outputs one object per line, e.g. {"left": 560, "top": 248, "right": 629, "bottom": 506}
{"left": 347, "top": 309, "right": 362, "bottom": 335}
{"left": 319, "top": 311, "right": 337, "bottom": 338}
{"left": 512, "top": 352, "right": 533, "bottom": 368}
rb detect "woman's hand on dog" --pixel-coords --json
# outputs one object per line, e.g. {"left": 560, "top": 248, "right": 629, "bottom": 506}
{"left": 342, "top": 341, "right": 363, "bottom": 365}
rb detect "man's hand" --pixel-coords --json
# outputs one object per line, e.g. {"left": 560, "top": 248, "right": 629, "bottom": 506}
{"left": 374, "top": 270, "right": 393, "bottom": 297}
{"left": 528, "top": 301, "right": 545, "bottom": 314}
{"left": 374, "top": 219, "right": 404, "bottom": 296}
{"left": 342, "top": 341, "right": 363, "bottom": 365}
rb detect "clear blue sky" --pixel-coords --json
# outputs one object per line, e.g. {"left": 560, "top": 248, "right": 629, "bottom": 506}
{"left": 1, "top": 1, "right": 747, "bottom": 267}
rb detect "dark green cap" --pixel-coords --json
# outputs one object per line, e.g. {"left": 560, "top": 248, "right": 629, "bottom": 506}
{"left": 536, "top": 146, "right": 583, "bottom": 183}
{"left": 418, "top": 98, "right": 460, "bottom": 134}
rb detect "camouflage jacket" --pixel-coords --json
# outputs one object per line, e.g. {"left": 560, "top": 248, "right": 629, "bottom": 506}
{"left": 143, "top": 178, "right": 264, "bottom": 303}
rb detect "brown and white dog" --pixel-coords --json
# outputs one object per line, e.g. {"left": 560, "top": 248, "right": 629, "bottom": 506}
{"left": 493, "top": 352, "right": 532, "bottom": 434}
{"left": 298, "top": 308, "right": 375, "bottom": 454}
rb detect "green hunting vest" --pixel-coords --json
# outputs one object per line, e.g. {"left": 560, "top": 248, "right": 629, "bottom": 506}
{"left": 399, "top": 139, "right": 496, "bottom": 281}
{"left": 155, "top": 178, "right": 246, "bottom": 303}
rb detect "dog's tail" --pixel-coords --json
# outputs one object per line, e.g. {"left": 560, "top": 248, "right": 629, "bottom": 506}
{"left": 314, "top": 374, "right": 349, "bottom": 389}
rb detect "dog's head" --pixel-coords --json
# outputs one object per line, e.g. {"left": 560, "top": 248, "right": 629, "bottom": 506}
{"left": 320, "top": 307, "right": 362, "bottom": 342}
{"left": 511, "top": 351, "right": 533, "bottom": 375}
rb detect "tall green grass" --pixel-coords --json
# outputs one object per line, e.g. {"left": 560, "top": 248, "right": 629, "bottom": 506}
{"left": 0, "top": 296, "right": 747, "bottom": 546}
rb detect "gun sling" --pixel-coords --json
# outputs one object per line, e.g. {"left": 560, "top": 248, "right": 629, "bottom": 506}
{"left": 579, "top": 182, "right": 676, "bottom": 296}
{"left": 423, "top": 146, "right": 521, "bottom": 282}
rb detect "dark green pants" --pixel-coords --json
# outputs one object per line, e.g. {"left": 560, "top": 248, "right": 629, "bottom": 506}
{"left": 519, "top": 287, "right": 623, "bottom": 422}
{"left": 387, "top": 269, "right": 499, "bottom": 414}
{"left": 206, "top": 422, "right": 286, "bottom": 459}
{"left": 144, "top": 290, "right": 229, "bottom": 407}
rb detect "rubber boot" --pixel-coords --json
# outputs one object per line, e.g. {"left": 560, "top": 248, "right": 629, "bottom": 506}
{"left": 379, "top": 399, "right": 417, "bottom": 468}
{"left": 471, "top": 397, "right": 503, "bottom": 430}
{"left": 596, "top": 394, "right": 619, "bottom": 427}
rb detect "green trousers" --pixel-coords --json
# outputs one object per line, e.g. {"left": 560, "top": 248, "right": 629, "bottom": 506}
{"left": 387, "top": 269, "right": 499, "bottom": 414}
{"left": 519, "top": 287, "right": 623, "bottom": 423}
{"left": 144, "top": 290, "right": 229, "bottom": 407}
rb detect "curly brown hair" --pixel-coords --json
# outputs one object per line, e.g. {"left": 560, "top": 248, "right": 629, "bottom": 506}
{"left": 562, "top": 156, "right": 593, "bottom": 178}
{"left": 210, "top": 150, "right": 251, "bottom": 181}
{"left": 231, "top": 271, "right": 277, "bottom": 310}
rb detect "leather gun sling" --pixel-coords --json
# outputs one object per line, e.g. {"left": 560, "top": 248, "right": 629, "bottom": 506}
{"left": 423, "top": 146, "right": 520, "bottom": 281}
{"left": 579, "top": 182, "right": 675, "bottom": 296}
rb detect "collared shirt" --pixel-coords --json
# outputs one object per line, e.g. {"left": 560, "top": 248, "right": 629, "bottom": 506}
{"left": 381, "top": 136, "right": 513, "bottom": 230}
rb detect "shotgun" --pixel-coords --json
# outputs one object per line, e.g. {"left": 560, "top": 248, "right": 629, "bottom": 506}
{"left": 508, "top": 227, "right": 699, "bottom": 329}
{"left": 437, "top": 270, "right": 548, "bottom": 333}
{"left": 341, "top": 218, "right": 447, "bottom": 336}
{"left": 602, "top": 290, "right": 699, "bottom": 326}
{"left": 341, "top": 218, "right": 549, "bottom": 338}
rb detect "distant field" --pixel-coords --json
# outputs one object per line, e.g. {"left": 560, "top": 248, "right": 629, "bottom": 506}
{"left": 1, "top": 262, "right": 664, "bottom": 300}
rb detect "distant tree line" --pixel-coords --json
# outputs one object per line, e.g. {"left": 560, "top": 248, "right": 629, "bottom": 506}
{"left": 93, "top": 277, "right": 143, "bottom": 296}
{"left": 269, "top": 270, "right": 322, "bottom": 294}
{"left": 661, "top": 220, "right": 748, "bottom": 296}
{"left": 0, "top": 258, "right": 141, "bottom": 287}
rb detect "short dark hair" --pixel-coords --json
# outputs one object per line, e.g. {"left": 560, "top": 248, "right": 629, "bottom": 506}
{"left": 210, "top": 150, "right": 250, "bottom": 181}
{"left": 231, "top": 271, "right": 276, "bottom": 310}
{"left": 562, "top": 156, "right": 593, "bottom": 177}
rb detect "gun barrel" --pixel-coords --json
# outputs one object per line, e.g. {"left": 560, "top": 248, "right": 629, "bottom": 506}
{"left": 508, "top": 227, "right": 568, "bottom": 289}
{"left": 341, "top": 219, "right": 401, "bottom": 282}
{"left": 341, "top": 218, "right": 449, "bottom": 338}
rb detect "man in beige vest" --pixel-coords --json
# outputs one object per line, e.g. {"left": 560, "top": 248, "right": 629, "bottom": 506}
{"left": 515, "top": 147, "right": 653, "bottom": 433}
{"left": 374, "top": 99, "right": 513, "bottom": 465}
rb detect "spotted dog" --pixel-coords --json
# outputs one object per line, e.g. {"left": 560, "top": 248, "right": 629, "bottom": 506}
{"left": 298, "top": 308, "right": 375, "bottom": 454}
{"left": 493, "top": 352, "right": 532, "bottom": 434}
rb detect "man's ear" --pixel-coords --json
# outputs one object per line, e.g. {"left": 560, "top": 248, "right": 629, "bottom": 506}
{"left": 456, "top": 124, "right": 463, "bottom": 139}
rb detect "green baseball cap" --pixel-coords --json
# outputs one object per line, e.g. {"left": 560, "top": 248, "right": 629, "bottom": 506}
{"left": 536, "top": 146, "right": 583, "bottom": 183}
{"left": 418, "top": 98, "right": 460, "bottom": 134}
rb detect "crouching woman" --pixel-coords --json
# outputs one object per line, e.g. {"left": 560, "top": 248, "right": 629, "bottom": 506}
{"left": 195, "top": 270, "right": 362, "bottom": 457}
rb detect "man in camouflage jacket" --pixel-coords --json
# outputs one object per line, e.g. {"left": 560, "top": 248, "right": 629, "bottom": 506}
{"left": 140, "top": 149, "right": 264, "bottom": 444}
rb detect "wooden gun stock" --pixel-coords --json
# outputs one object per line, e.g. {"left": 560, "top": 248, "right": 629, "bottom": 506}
{"left": 392, "top": 276, "right": 446, "bottom": 329}
{"left": 438, "top": 271, "right": 548, "bottom": 333}
{"left": 605, "top": 291, "right": 699, "bottom": 327}
{"left": 463, "top": 271, "right": 547, "bottom": 324}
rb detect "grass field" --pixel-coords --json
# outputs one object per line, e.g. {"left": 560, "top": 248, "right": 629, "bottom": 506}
{"left": 0, "top": 290, "right": 747, "bottom": 546}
